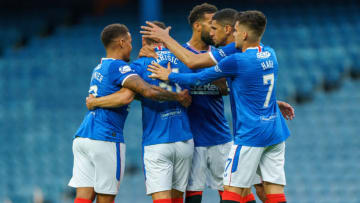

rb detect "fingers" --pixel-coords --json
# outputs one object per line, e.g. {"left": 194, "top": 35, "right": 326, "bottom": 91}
{"left": 145, "top": 21, "right": 157, "bottom": 28}
{"left": 148, "top": 73, "right": 158, "bottom": 79}
{"left": 140, "top": 25, "right": 153, "bottom": 32}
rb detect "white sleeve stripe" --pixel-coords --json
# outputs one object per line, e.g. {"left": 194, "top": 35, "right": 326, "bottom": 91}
{"left": 121, "top": 74, "right": 138, "bottom": 86}
{"left": 208, "top": 52, "right": 218, "bottom": 64}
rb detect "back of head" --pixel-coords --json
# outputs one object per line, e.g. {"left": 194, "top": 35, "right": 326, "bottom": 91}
{"left": 101, "top": 23, "right": 129, "bottom": 49}
{"left": 235, "top": 10, "right": 267, "bottom": 42}
{"left": 212, "top": 8, "right": 238, "bottom": 27}
{"left": 188, "top": 3, "right": 218, "bottom": 28}
{"left": 144, "top": 21, "right": 166, "bottom": 45}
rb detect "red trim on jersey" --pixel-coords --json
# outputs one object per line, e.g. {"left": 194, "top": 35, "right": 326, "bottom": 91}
{"left": 157, "top": 45, "right": 162, "bottom": 50}
{"left": 258, "top": 46, "right": 262, "bottom": 52}
{"left": 186, "top": 191, "right": 203, "bottom": 197}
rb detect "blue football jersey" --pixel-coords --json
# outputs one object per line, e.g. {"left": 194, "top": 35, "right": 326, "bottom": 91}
{"left": 130, "top": 46, "right": 193, "bottom": 146}
{"left": 183, "top": 43, "right": 232, "bottom": 147}
{"left": 209, "top": 42, "right": 239, "bottom": 64}
{"left": 209, "top": 42, "right": 264, "bottom": 64}
{"left": 168, "top": 45, "right": 290, "bottom": 147}
{"left": 74, "top": 58, "right": 137, "bottom": 143}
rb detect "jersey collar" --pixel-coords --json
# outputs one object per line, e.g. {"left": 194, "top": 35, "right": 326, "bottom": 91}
{"left": 101, "top": 58, "right": 116, "bottom": 63}
{"left": 245, "top": 46, "right": 262, "bottom": 52}
{"left": 186, "top": 42, "right": 211, "bottom": 54}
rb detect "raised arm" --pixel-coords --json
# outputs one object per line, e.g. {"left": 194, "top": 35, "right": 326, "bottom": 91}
{"left": 122, "top": 74, "right": 191, "bottom": 107}
{"left": 86, "top": 88, "right": 135, "bottom": 110}
{"left": 148, "top": 62, "right": 224, "bottom": 86}
{"left": 140, "top": 21, "right": 216, "bottom": 69}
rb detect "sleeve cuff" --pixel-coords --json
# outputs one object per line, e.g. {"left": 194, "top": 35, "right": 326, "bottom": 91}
{"left": 208, "top": 52, "right": 218, "bottom": 64}
{"left": 121, "top": 74, "right": 138, "bottom": 86}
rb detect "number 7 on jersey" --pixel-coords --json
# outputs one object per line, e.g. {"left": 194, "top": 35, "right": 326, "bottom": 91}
{"left": 263, "top": 73, "right": 274, "bottom": 108}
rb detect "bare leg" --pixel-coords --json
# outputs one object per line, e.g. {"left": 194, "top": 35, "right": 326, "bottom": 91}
{"left": 254, "top": 184, "right": 267, "bottom": 202}
{"left": 152, "top": 190, "right": 172, "bottom": 200}
{"left": 76, "top": 187, "right": 96, "bottom": 202}
{"left": 96, "top": 193, "right": 115, "bottom": 203}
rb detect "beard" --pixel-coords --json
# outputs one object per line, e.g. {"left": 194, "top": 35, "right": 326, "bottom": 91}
{"left": 200, "top": 30, "right": 214, "bottom": 46}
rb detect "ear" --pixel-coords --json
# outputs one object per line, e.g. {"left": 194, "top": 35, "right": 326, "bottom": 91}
{"left": 193, "top": 22, "right": 201, "bottom": 32}
{"left": 243, "top": 31, "right": 248, "bottom": 41}
{"left": 225, "top": 25, "right": 232, "bottom": 34}
{"left": 119, "top": 39, "right": 125, "bottom": 48}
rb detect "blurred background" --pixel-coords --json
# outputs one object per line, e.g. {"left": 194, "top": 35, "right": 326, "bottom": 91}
{"left": 0, "top": 0, "right": 359, "bottom": 202}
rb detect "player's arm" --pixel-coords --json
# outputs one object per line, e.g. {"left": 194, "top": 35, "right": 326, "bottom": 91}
{"left": 141, "top": 21, "right": 216, "bottom": 69}
{"left": 123, "top": 74, "right": 192, "bottom": 107}
{"left": 148, "top": 56, "right": 236, "bottom": 86}
{"left": 86, "top": 88, "right": 135, "bottom": 110}
{"left": 212, "top": 78, "right": 229, "bottom": 96}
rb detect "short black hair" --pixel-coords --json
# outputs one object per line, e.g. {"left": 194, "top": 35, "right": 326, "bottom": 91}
{"left": 212, "top": 8, "right": 238, "bottom": 27}
{"left": 101, "top": 24, "right": 129, "bottom": 48}
{"left": 235, "top": 10, "right": 267, "bottom": 39}
{"left": 188, "top": 3, "right": 218, "bottom": 27}
{"left": 144, "top": 21, "right": 166, "bottom": 45}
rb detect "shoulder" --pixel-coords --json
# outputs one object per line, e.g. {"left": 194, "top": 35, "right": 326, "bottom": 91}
{"left": 108, "top": 59, "right": 133, "bottom": 74}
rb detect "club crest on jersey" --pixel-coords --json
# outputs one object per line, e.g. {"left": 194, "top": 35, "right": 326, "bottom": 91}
{"left": 119, "top": 65, "right": 132, "bottom": 74}
{"left": 257, "top": 51, "right": 271, "bottom": 59}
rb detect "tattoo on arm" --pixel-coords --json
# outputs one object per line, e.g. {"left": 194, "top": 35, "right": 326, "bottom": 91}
{"left": 123, "top": 75, "right": 178, "bottom": 101}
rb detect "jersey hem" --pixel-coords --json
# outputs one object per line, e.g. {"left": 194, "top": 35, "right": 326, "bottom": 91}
{"left": 193, "top": 138, "right": 233, "bottom": 147}
{"left": 142, "top": 137, "right": 193, "bottom": 146}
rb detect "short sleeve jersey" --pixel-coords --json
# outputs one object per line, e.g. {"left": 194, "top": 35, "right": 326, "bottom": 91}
{"left": 168, "top": 46, "right": 290, "bottom": 147}
{"left": 130, "top": 46, "right": 193, "bottom": 146}
{"left": 74, "top": 58, "right": 137, "bottom": 143}
{"left": 183, "top": 43, "right": 232, "bottom": 147}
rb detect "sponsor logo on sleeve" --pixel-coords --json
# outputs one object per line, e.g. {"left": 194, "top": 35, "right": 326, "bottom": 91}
{"left": 257, "top": 51, "right": 271, "bottom": 59}
{"left": 119, "top": 65, "right": 132, "bottom": 74}
{"left": 214, "top": 65, "right": 222, "bottom": 73}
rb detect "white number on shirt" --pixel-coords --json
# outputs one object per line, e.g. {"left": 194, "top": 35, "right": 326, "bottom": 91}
{"left": 89, "top": 85, "right": 98, "bottom": 97}
{"left": 158, "top": 68, "right": 181, "bottom": 93}
{"left": 263, "top": 73, "right": 274, "bottom": 108}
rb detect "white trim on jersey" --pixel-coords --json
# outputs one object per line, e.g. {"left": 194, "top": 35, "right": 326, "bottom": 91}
{"left": 208, "top": 52, "right": 218, "bottom": 64}
{"left": 121, "top": 74, "right": 138, "bottom": 86}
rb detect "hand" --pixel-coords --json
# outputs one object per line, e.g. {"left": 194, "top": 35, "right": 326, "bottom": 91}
{"left": 177, "top": 89, "right": 192, "bottom": 108}
{"left": 212, "top": 78, "right": 229, "bottom": 96}
{"left": 277, "top": 101, "right": 295, "bottom": 120}
{"left": 148, "top": 62, "right": 172, "bottom": 81}
{"left": 140, "top": 21, "right": 172, "bottom": 42}
{"left": 86, "top": 94, "right": 97, "bottom": 110}
{"left": 139, "top": 45, "right": 158, "bottom": 58}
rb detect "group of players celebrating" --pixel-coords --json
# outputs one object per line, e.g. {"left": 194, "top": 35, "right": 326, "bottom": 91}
{"left": 68, "top": 3, "right": 295, "bottom": 203}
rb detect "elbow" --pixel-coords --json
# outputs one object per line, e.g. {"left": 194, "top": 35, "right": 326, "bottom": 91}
{"left": 122, "top": 96, "right": 134, "bottom": 106}
{"left": 143, "top": 90, "right": 156, "bottom": 99}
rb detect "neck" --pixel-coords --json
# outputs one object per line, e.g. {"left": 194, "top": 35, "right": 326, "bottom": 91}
{"left": 188, "top": 32, "right": 209, "bottom": 51}
{"left": 241, "top": 40, "right": 260, "bottom": 52}
{"left": 226, "top": 35, "right": 235, "bottom": 46}
{"left": 106, "top": 49, "right": 124, "bottom": 60}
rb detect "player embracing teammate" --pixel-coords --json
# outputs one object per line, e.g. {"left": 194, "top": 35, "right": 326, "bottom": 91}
{"left": 144, "top": 9, "right": 292, "bottom": 203}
